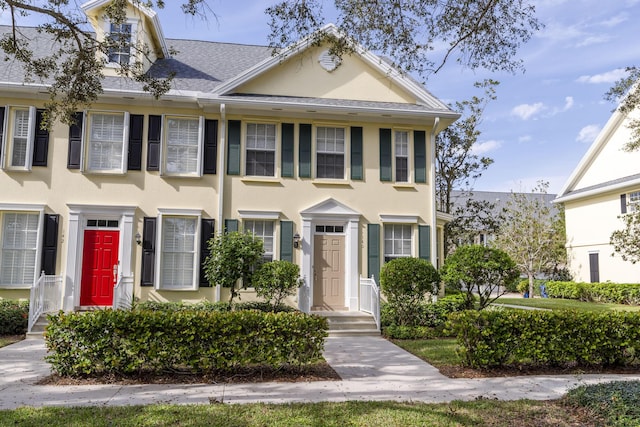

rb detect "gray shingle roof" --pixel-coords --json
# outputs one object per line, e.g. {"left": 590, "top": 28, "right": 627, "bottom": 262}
{"left": 451, "top": 190, "right": 557, "bottom": 214}
{"left": 556, "top": 172, "right": 640, "bottom": 200}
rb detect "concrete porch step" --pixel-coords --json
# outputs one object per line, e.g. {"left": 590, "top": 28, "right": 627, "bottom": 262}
{"left": 311, "top": 311, "right": 380, "bottom": 337}
{"left": 26, "top": 316, "right": 49, "bottom": 339}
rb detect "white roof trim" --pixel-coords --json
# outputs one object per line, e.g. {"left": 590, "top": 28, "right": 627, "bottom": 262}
{"left": 557, "top": 108, "right": 626, "bottom": 198}
{"left": 81, "top": 0, "right": 169, "bottom": 57}
{"left": 0, "top": 203, "right": 46, "bottom": 212}
{"left": 555, "top": 175, "right": 640, "bottom": 203}
{"left": 213, "top": 24, "right": 451, "bottom": 111}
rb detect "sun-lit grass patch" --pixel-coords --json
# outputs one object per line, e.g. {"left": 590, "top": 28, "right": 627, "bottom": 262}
{"left": 494, "top": 298, "right": 640, "bottom": 312}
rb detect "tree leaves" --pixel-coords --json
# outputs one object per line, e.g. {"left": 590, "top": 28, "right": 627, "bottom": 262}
{"left": 610, "top": 210, "right": 640, "bottom": 264}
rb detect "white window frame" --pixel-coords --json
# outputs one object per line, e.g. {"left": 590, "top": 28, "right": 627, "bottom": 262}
{"left": 244, "top": 122, "right": 278, "bottom": 177}
{"left": 629, "top": 191, "right": 640, "bottom": 212}
{"left": 394, "top": 129, "right": 411, "bottom": 183}
{"left": 383, "top": 223, "right": 413, "bottom": 262}
{"left": 1, "top": 106, "right": 36, "bottom": 172}
{"left": 103, "top": 20, "right": 139, "bottom": 67}
{"left": 315, "top": 125, "right": 347, "bottom": 180}
{"left": 83, "top": 110, "right": 130, "bottom": 174}
{"left": 160, "top": 115, "right": 204, "bottom": 177}
{"left": 0, "top": 204, "right": 44, "bottom": 289}
{"left": 243, "top": 219, "right": 275, "bottom": 262}
{"left": 155, "top": 209, "right": 202, "bottom": 291}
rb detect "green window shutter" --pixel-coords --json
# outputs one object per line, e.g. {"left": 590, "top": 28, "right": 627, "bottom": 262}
{"left": 224, "top": 219, "right": 238, "bottom": 233}
{"left": 299, "top": 123, "right": 312, "bottom": 178}
{"left": 199, "top": 218, "right": 215, "bottom": 287}
{"left": 418, "top": 225, "right": 431, "bottom": 262}
{"left": 280, "top": 221, "right": 294, "bottom": 262}
{"left": 414, "top": 130, "right": 427, "bottom": 183}
{"left": 227, "top": 120, "right": 241, "bottom": 175}
{"left": 379, "top": 128, "right": 392, "bottom": 181}
{"left": 281, "top": 123, "right": 294, "bottom": 177}
{"left": 367, "top": 224, "right": 381, "bottom": 280}
{"left": 350, "top": 126, "right": 363, "bottom": 180}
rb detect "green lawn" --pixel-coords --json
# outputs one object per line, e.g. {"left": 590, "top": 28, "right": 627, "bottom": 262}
{"left": 393, "top": 338, "right": 460, "bottom": 368}
{"left": 0, "top": 400, "right": 591, "bottom": 427}
{"left": 494, "top": 297, "right": 640, "bottom": 312}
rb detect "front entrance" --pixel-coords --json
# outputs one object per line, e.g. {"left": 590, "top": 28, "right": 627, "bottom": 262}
{"left": 80, "top": 230, "right": 120, "bottom": 306}
{"left": 313, "top": 234, "right": 345, "bottom": 310}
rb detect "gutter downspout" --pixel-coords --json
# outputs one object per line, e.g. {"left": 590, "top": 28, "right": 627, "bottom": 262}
{"left": 216, "top": 104, "right": 227, "bottom": 302}
{"left": 430, "top": 117, "right": 440, "bottom": 271}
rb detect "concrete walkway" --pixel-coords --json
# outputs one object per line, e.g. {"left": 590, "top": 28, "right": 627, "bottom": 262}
{"left": 1, "top": 337, "right": 639, "bottom": 409}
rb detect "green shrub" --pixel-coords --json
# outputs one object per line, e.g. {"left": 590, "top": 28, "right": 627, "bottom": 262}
{"left": 564, "top": 381, "right": 640, "bottom": 426}
{"left": 546, "top": 281, "right": 640, "bottom": 305}
{"left": 516, "top": 279, "right": 547, "bottom": 296}
{"left": 380, "top": 257, "right": 439, "bottom": 326}
{"left": 135, "top": 300, "right": 232, "bottom": 312}
{"left": 447, "top": 310, "right": 640, "bottom": 368}
{"left": 252, "top": 260, "right": 302, "bottom": 309}
{"left": 440, "top": 245, "right": 519, "bottom": 310}
{"left": 45, "top": 309, "right": 327, "bottom": 377}
{"left": 233, "top": 301, "right": 296, "bottom": 313}
{"left": 0, "top": 299, "right": 29, "bottom": 335}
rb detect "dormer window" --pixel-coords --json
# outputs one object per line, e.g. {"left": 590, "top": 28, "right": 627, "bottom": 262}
{"left": 107, "top": 22, "right": 134, "bottom": 65}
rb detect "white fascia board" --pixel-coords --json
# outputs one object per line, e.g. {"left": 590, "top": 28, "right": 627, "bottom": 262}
{"left": 555, "top": 176, "right": 640, "bottom": 204}
{"left": 557, "top": 109, "right": 626, "bottom": 198}
{"left": 238, "top": 210, "right": 281, "bottom": 220}
{"left": 379, "top": 214, "right": 419, "bottom": 223}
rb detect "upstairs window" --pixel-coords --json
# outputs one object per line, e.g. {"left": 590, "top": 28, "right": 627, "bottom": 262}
{"left": 316, "top": 126, "right": 345, "bottom": 179}
{"left": 245, "top": 123, "right": 276, "bottom": 177}
{"left": 629, "top": 191, "right": 640, "bottom": 212}
{"left": 1, "top": 106, "right": 36, "bottom": 171}
{"left": 164, "top": 116, "right": 203, "bottom": 176}
{"left": 86, "top": 112, "right": 128, "bottom": 172}
{"left": 108, "top": 23, "right": 133, "bottom": 65}
{"left": 394, "top": 130, "right": 409, "bottom": 183}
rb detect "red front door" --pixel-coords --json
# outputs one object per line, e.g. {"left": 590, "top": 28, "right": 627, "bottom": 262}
{"left": 80, "top": 230, "right": 119, "bottom": 306}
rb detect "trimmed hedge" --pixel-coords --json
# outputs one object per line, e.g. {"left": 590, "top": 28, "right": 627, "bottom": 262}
{"left": 381, "top": 294, "right": 467, "bottom": 339}
{"left": 45, "top": 309, "right": 328, "bottom": 377}
{"left": 447, "top": 310, "right": 640, "bottom": 368}
{"left": 0, "top": 300, "right": 29, "bottom": 335}
{"left": 135, "top": 300, "right": 296, "bottom": 313}
{"left": 546, "top": 281, "right": 640, "bottom": 305}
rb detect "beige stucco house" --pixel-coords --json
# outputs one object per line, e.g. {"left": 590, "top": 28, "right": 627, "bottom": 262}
{"left": 555, "top": 106, "right": 640, "bottom": 283}
{"left": 0, "top": 0, "right": 458, "bottom": 315}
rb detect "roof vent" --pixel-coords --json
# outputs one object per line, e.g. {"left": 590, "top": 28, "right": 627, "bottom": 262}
{"left": 318, "top": 50, "right": 340, "bottom": 72}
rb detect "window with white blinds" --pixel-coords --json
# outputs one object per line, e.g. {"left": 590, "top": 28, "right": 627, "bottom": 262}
{"left": 394, "top": 130, "right": 409, "bottom": 183}
{"left": 0, "top": 212, "right": 39, "bottom": 287}
{"left": 160, "top": 216, "right": 197, "bottom": 289}
{"left": 384, "top": 224, "right": 412, "bottom": 262}
{"left": 11, "top": 109, "right": 30, "bottom": 168}
{"left": 87, "top": 112, "right": 126, "bottom": 171}
{"left": 245, "top": 123, "right": 276, "bottom": 176}
{"left": 164, "top": 117, "right": 201, "bottom": 175}
{"left": 244, "top": 220, "right": 274, "bottom": 262}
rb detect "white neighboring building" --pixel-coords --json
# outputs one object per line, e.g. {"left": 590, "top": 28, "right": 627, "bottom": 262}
{"left": 555, "top": 108, "right": 640, "bottom": 283}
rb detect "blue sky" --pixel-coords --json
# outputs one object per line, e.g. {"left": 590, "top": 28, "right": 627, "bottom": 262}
{"left": 151, "top": 0, "right": 640, "bottom": 194}
{"left": 4, "top": 1, "right": 639, "bottom": 194}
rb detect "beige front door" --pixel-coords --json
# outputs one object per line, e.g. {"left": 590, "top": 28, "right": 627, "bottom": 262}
{"left": 313, "top": 234, "right": 346, "bottom": 310}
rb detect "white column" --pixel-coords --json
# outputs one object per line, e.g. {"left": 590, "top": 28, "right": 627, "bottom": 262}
{"left": 347, "top": 218, "right": 359, "bottom": 310}
{"left": 298, "top": 217, "right": 313, "bottom": 312}
{"left": 63, "top": 211, "right": 81, "bottom": 311}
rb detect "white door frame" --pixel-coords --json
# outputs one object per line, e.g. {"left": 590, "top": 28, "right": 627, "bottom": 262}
{"left": 299, "top": 198, "right": 360, "bottom": 311}
{"left": 63, "top": 204, "right": 136, "bottom": 310}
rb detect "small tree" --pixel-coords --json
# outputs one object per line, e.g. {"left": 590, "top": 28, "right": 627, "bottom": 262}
{"left": 252, "top": 260, "right": 302, "bottom": 310}
{"left": 379, "top": 257, "right": 439, "bottom": 326}
{"left": 203, "top": 231, "right": 264, "bottom": 303}
{"left": 493, "top": 181, "right": 566, "bottom": 298}
{"left": 610, "top": 210, "right": 640, "bottom": 264}
{"left": 440, "top": 245, "right": 519, "bottom": 310}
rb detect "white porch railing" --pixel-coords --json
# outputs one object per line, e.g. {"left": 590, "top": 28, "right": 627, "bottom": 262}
{"left": 28, "top": 271, "right": 63, "bottom": 333}
{"left": 359, "top": 275, "right": 381, "bottom": 331}
{"left": 113, "top": 275, "right": 134, "bottom": 310}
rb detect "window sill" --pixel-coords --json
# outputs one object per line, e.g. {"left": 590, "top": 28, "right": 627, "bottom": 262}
{"left": 240, "top": 177, "right": 282, "bottom": 185}
{"left": 155, "top": 287, "right": 199, "bottom": 292}
{"left": 0, "top": 285, "right": 31, "bottom": 290}
{"left": 392, "top": 183, "right": 418, "bottom": 190}
{"left": 161, "top": 173, "right": 203, "bottom": 179}
{"left": 3, "top": 167, "right": 31, "bottom": 173}
{"left": 83, "top": 170, "right": 126, "bottom": 176}
{"left": 312, "top": 179, "right": 352, "bottom": 187}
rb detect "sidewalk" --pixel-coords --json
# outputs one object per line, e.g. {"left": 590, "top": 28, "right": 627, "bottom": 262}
{"left": 1, "top": 336, "right": 639, "bottom": 409}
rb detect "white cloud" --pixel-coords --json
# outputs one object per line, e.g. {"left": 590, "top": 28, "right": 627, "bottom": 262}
{"left": 471, "top": 140, "right": 502, "bottom": 155}
{"left": 576, "top": 35, "right": 612, "bottom": 47}
{"left": 576, "top": 124, "right": 601, "bottom": 143}
{"left": 600, "top": 13, "right": 629, "bottom": 28}
{"left": 577, "top": 68, "right": 628, "bottom": 84}
{"left": 518, "top": 135, "right": 532, "bottom": 143}
{"left": 561, "top": 96, "right": 574, "bottom": 112}
{"left": 511, "top": 103, "right": 545, "bottom": 120}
